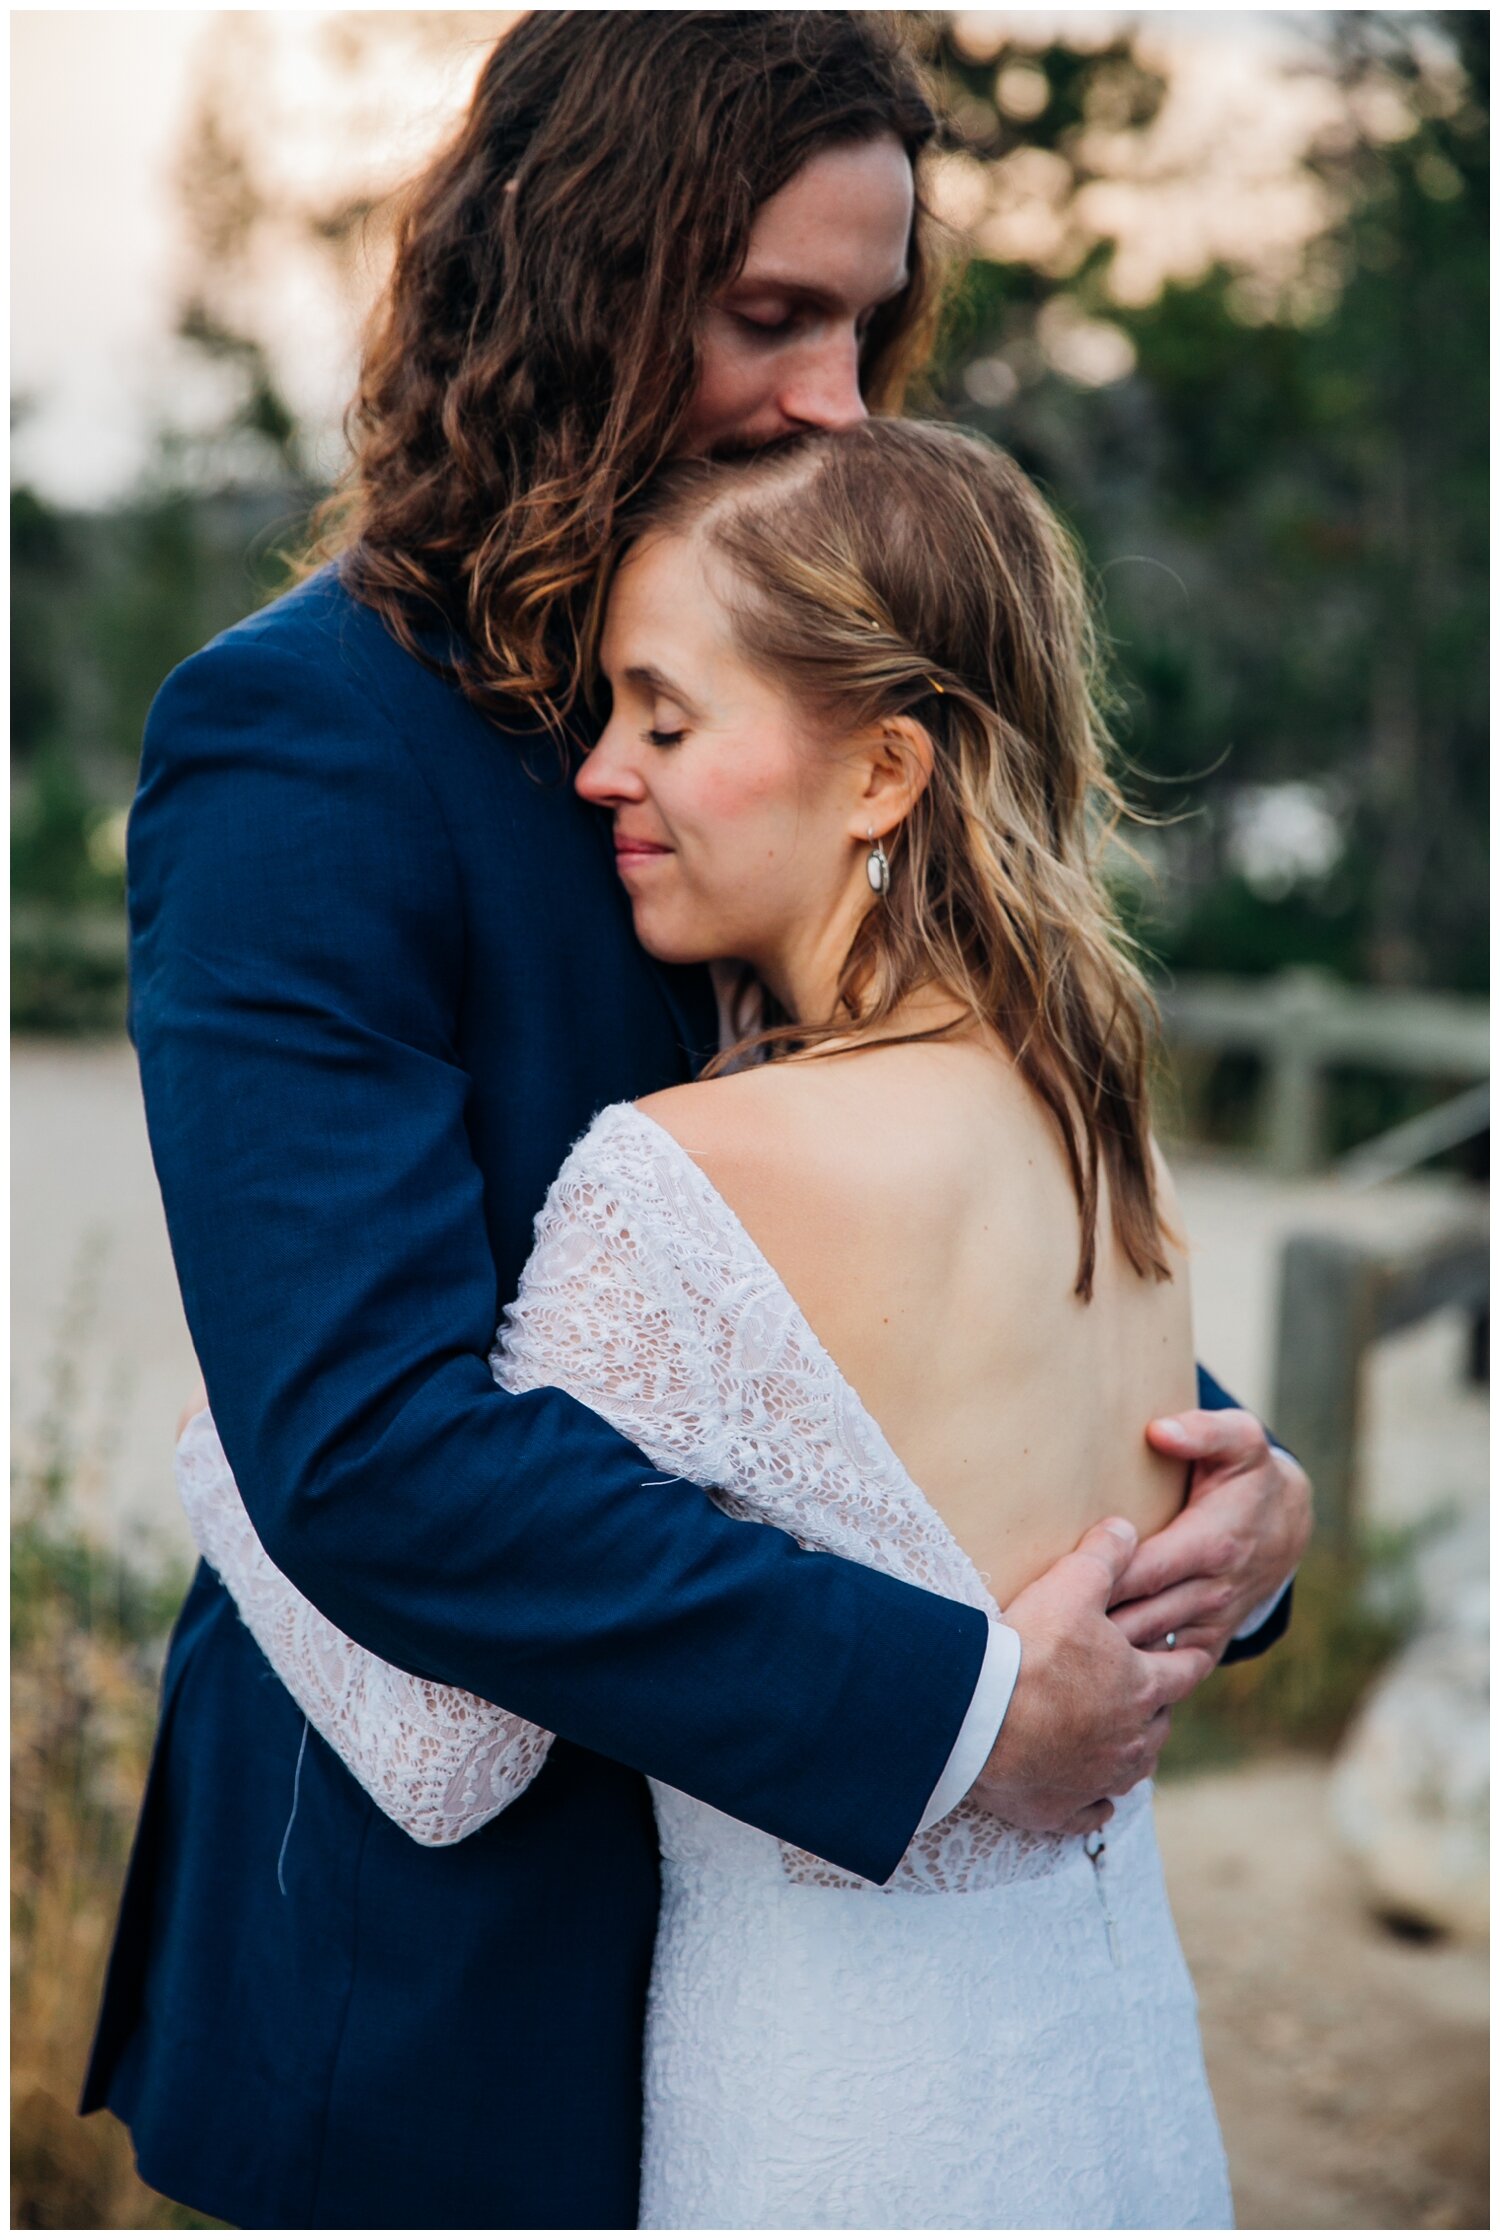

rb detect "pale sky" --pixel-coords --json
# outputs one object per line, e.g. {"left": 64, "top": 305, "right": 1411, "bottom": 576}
{"left": 12, "top": 13, "right": 213, "bottom": 501}
{"left": 12, "top": 9, "right": 1344, "bottom": 508}
{"left": 12, "top": 10, "right": 511, "bottom": 502}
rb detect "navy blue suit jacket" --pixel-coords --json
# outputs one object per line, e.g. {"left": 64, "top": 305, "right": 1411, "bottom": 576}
{"left": 84, "top": 567, "right": 1287, "bottom": 2229}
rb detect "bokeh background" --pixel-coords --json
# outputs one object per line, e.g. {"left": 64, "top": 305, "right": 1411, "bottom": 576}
{"left": 11, "top": 11, "right": 1488, "bottom": 2228}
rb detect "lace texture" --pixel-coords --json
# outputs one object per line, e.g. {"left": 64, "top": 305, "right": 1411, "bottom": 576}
{"left": 175, "top": 1411, "right": 554, "bottom": 1846}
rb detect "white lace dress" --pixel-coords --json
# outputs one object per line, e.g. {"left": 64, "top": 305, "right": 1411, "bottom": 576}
{"left": 177, "top": 1101, "right": 1233, "bottom": 2231}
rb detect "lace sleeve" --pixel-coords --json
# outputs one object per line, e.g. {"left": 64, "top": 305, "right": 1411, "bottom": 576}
{"left": 175, "top": 1409, "right": 554, "bottom": 1847}
{"left": 174, "top": 1106, "right": 726, "bottom": 1850}
{"left": 488, "top": 1107, "right": 725, "bottom": 1486}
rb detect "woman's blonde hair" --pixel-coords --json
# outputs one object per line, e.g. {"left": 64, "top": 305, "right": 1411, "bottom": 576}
{"left": 612, "top": 418, "right": 1174, "bottom": 1301}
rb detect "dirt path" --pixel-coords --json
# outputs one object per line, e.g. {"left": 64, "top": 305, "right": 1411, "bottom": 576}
{"left": 1156, "top": 1758, "right": 1488, "bottom": 2230}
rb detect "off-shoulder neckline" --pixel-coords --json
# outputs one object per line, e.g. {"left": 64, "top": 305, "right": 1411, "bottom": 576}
{"left": 591, "top": 1100, "right": 1001, "bottom": 1622}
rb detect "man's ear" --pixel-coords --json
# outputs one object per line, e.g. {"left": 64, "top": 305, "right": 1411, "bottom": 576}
{"left": 854, "top": 715, "right": 935, "bottom": 839}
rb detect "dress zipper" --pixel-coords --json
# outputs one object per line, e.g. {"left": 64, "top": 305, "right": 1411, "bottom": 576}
{"left": 1084, "top": 1832, "right": 1122, "bottom": 1968}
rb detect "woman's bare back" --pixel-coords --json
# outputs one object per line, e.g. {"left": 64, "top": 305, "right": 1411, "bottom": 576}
{"left": 638, "top": 1035, "right": 1194, "bottom": 1608}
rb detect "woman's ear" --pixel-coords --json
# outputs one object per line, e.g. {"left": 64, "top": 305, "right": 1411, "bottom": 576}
{"left": 853, "top": 715, "right": 935, "bottom": 839}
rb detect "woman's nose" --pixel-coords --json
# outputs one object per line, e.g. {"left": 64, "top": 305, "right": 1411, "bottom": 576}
{"left": 574, "top": 724, "right": 647, "bottom": 806}
{"left": 780, "top": 328, "right": 867, "bottom": 433}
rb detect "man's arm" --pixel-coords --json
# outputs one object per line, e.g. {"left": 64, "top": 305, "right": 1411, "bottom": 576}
{"left": 129, "top": 625, "right": 988, "bottom": 1886}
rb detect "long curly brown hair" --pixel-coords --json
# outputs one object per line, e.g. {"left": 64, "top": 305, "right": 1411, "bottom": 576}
{"left": 304, "top": 12, "right": 944, "bottom": 733}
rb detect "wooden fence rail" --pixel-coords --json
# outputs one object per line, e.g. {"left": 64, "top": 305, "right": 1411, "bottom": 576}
{"left": 1156, "top": 967, "right": 1489, "bottom": 1176}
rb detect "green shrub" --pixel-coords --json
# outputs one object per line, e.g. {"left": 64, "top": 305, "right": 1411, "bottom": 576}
{"left": 11, "top": 908, "right": 128, "bottom": 1037}
{"left": 1159, "top": 1539, "right": 1417, "bottom": 1778}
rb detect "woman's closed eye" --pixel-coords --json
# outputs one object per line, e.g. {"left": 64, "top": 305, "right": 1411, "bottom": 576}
{"left": 645, "top": 725, "right": 688, "bottom": 749}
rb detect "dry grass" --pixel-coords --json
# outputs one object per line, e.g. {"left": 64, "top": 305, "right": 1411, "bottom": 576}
{"left": 11, "top": 1335, "right": 220, "bottom": 2230}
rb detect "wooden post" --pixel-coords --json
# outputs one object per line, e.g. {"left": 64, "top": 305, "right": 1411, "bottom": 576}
{"left": 1272, "top": 1234, "right": 1382, "bottom": 1550}
{"left": 1272, "top": 1223, "right": 1488, "bottom": 1550}
{"left": 1467, "top": 1306, "right": 1489, "bottom": 1385}
{"left": 1262, "top": 969, "right": 1335, "bottom": 1178}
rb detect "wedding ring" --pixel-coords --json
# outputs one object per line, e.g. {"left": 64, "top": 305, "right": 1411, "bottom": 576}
{"left": 1164, "top": 1631, "right": 1177, "bottom": 1649}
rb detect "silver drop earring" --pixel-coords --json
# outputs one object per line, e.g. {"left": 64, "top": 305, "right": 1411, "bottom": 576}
{"left": 866, "top": 827, "right": 890, "bottom": 897}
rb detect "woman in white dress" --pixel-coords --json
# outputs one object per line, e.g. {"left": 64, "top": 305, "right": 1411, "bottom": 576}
{"left": 177, "top": 417, "right": 1235, "bottom": 2228}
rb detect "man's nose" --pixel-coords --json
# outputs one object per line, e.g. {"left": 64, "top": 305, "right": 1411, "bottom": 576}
{"left": 779, "top": 330, "right": 867, "bottom": 432}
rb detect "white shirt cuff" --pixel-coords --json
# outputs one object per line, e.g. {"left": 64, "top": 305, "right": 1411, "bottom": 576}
{"left": 1233, "top": 1570, "right": 1296, "bottom": 1640}
{"left": 916, "top": 1616, "right": 1021, "bottom": 1832}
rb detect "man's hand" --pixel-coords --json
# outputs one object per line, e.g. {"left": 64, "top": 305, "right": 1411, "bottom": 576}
{"left": 969, "top": 1517, "right": 1214, "bottom": 1836}
{"left": 1107, "top": 1411, "right": 1312, "bottom": 1662}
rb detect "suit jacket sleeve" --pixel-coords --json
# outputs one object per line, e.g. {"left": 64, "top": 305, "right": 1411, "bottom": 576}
{"left": 127, "top": 629, "right": 987, "bottom": 1887}
{"left": 1193, "top": 1362, "right": 1296, "bottom": 1664}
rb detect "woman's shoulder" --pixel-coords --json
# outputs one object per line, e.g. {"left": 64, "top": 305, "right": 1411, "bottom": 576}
{"left": 636, "top": 1038, "right": 989, "bottom": 1161}
{"left": 633, "top": 1035, "right": 1079, "bottom": 1243}
{"left": 551, "top": 1091, "right": 762, "bottom": 1211}
{"left": 631, "top": 1059, "right": 913, "bottom": 1243}
{"left": 555, "top": 1082, "right": 784, "bottom": 1210}
{"left": 634, "top": 1064, "right": 842, "bottom": 1169}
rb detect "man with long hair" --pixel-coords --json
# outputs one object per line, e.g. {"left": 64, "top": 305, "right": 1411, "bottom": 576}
{"left": 84, "top": 16, "right": 1306, "bottom": 2228}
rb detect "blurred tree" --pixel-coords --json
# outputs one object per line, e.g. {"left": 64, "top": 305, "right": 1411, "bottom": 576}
{"left": 162, "top": 16, "right": 338, "bottom": 492}
{"left": 927, "top": 10, "right": 1487, "bottom": 995}
{"left": 159, "top": 10, "right": 514, "bottom": 491}
{"left": 1302, "top": 12, "right": 1488, "bottom": 991}
{"left": 11, "top": 480, "right": 70, "bottom": 763}
{"left": 12, "top": 12, "right": 519, "bottom": 1030}
{"left": 10, "top": 482, "right": 310, "bottom": 1030}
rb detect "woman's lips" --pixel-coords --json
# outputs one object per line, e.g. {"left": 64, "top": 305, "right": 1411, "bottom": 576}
{"left": 613, "top": 836, "right": 673, "bottom": 869}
